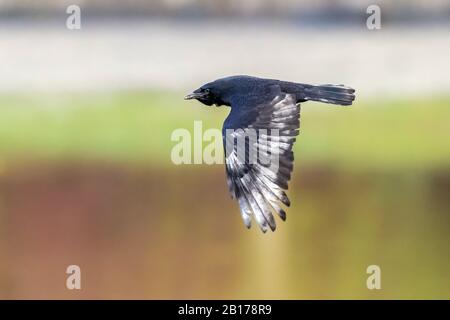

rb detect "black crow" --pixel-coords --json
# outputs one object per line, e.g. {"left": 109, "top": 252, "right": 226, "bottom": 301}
{"left": 185, "top": 75, "right": 355, "bottom": 232}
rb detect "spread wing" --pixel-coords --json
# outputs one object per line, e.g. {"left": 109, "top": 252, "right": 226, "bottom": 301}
{"left": 223, "top": 86, "right": 300, "bottom": 232}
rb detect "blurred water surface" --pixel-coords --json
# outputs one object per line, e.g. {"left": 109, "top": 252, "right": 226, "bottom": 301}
{"left": 0, "top": 164, "right": 448, "bottom": 299}
{"left": 0, "top": 92, "right": 448, "bottom": 299}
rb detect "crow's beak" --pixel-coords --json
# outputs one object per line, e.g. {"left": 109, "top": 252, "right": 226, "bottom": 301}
{"left": 184, "top": 91, "right": 207, "bottom": 100}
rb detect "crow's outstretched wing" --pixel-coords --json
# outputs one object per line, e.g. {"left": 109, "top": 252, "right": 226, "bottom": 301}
{"left": 223, "top": 86, "right": 300, "bottom": 232}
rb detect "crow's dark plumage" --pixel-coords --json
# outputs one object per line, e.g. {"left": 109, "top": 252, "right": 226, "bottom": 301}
{"left": 185, "top": 75, "right": 355, "bottom": 232}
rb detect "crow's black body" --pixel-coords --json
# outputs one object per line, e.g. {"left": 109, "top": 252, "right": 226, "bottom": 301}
{"left": 185, "top": 75, "right": 355, "bottom": 232}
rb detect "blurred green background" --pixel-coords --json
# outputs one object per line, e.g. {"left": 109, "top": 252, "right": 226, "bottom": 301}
{"left": 0, "top": 1, "right": 449, "bottom": 299}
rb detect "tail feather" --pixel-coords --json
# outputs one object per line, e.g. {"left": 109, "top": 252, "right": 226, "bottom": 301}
{"left": 304, "top": 84, "right": 355, "bottom": 106}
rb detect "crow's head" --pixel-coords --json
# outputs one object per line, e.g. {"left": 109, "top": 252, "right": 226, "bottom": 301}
{"left": 184, "top": 86, "right": 218, "bottom": 106}
{"left": 184, "top": 76, "right": 249, "bottom": 107}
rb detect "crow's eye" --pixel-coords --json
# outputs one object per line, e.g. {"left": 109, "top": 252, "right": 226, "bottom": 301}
{"left": 204, "top": 88, "right": 211, "bottom": 94}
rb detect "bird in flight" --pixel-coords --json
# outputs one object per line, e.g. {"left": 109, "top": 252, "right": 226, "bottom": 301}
{"left": 185, "top": 75, "right": 355, "bottom": 232}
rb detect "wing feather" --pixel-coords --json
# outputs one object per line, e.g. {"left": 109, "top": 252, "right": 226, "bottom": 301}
{"left": 223, "top": 88, "right": 300, "bottom": 232}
